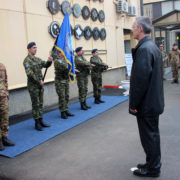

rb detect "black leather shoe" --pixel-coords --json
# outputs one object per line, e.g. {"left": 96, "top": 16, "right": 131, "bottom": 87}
{"left": 133, "top": 168, "right": 160, "bottom": 177}
{"left": 98, "top": 98, "right": 105, "bottom": 103}
{"left": 84, "top": 101, "right": 91, "bottom": 109}
{"left": 61, "top": 112, "right": 68, "bottom": 119}
{"left": 2, "top": 136, "right": 15, "bottom": 146}
{"left": 94, "top": 98, "right": 100, "bottom": 104}
{"left": 65, "top": 111, "right": 74, "bottom": 116}
{"left": 81, "top": 102, "right": 88, "bottom": 110}
{"left": 39, "top": 118, "right": 50, "bottom": 127}
{"left": 0, "top": 138, "right": 4, "bottom": 151}
{"left": 35, "top": 119, "right": 43, "bottom": 131}
{"left": 137, "top": 163, "right": 149, "bottom": 169}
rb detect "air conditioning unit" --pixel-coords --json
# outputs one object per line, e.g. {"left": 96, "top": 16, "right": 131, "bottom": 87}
{"left": 128, "top": 5, "right": 136, "bottom": 16}
{"left": 116, "top": 0, "right": 128, "bottom": 13}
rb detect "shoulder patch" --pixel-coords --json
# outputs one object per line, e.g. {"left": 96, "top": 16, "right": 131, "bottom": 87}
{"left": 25, "top": 63, "right": 29, "bottom": 68}
{"left": 58, "top": 60, "right": 63, "bottom": 64}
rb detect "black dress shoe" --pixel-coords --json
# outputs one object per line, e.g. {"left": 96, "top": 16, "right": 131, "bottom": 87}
{"left": 94, "top": 98, "right": 100, "bottom": 104}
{"left": 65, "top": 111, "right": 74, "bottom": 116}
{"left": 98, "top": 98, "right": 105, "bottom": 103}
{"left": 35, "top": 119, "right": 43, "bottom": 131}
{"left": 0, "top": 138, "right": 4, "bottom": 151}
{"left": 137, "top": 163, "right": 149, "bottom": 169}
{"left": 2, "top": 136, "right": 15, "bottom": 146}
{"left": 80, "top": 102, "right": 88, "bottom": 110}
{"left": 39, "top": 118, "right": 50, "bottom": 127}
{"left": 133, "top": 168, "right": 160, "bottom": 177}
{"left": 61, "top": 112, "right": 68, "bottom": 119}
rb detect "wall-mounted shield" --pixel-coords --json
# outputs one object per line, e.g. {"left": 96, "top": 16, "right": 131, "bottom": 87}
{"left": 91, "top": 8, "right": 98, "bottom": 21}
{"left": 100, "top": 28, "right": 106, "bottom": 40}
{"left": 61, "top": 1, "right": 72, "bottom": 15}
{"left": 84, "top": 26, "right": 92, "bottom": 40}
{"left": 82, "top": 6, "right": 90, "bottom": 20}
{"left": 99, "top": 10, "right": 105, "bottom": 22}
{"left": 47, "top": 0, "right": 60, "bottom": 15}
{"left": 49, "top": 21, "right": 60, "bottom": 38}
{"left": 74, "top": 24, "right": 83, "bottom": 40}
{"left": 93, "top": 27, "right": 100, "bottom": 40}
{"left": 73, "top": 3, "right": 81, "bottom": 18}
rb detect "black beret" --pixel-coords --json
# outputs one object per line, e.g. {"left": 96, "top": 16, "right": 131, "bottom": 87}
{"left": 27, "top": 42, "right": 36, "bottom": 49}
{"left": 173, "top": 43, "right": 178, "bottom": 46}
{"left": 75, "top": 47, "right": 83, "bottom": 53}
{"left": 92, "top": 49, "right": 98, "bottom": 54}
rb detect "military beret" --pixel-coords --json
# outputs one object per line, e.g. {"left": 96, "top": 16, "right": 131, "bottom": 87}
{"left": 92, "top": 49, "right": 98, "bottom": 54}
{"left": 27, "top": 42, "right": 36, "bottom": 49}
{"left": 75, "top": 47, "right": 83, "bottom": 53}
{"left": 173, "top": 43, "right": 178, "bottom": 46}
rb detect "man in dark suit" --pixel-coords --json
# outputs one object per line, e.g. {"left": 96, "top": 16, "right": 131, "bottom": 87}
{"left": 129, "top": 16, "right": 164, "bottom": 177}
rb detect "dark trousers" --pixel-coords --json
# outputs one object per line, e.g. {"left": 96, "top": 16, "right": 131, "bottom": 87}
{"left": 136, "top": 115, "right": 161, "bottom": 171}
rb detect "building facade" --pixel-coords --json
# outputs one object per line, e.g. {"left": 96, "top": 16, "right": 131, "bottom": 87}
{"left": 0, "top": 0, "right": 140, "bottom": 117}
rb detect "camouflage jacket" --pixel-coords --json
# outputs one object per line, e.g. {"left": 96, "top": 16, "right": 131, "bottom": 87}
{"left": 0, "top": 63, "right": 8, "bottom": 96}
{"left": 75, "top": 55, "right": 91, "bottom": 76}
{"left": 54, "top": 57, "right": 69, "bottom": 81}
{"left": 90, "top": 56, "right": 108, "bottom": 74}
{"left": 23, "top": 55, "right": 52, "bottom": 87}
{"left": 169, "top": 50, "right": 180, "bottom": 64}
{"left": 160, "top": 50, "right": 168, "bottom": 62}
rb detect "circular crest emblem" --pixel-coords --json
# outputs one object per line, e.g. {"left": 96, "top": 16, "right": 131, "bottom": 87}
{"left": 91, "top": 8, "right": 98, "bottom": 21}
{"left": 47, "top": 0, "right": 60, "bottom": 15}
{"left": 74, "top": 24, "right": 83, "bottom": 40}
{"left": 73, "top": 3, "right": 81, "bottom": 18}
{"left": 49, "top": 21, "right": 60, "bottom": 38}
{"left": 61, "top": 1, "right": 72, "bottom": 15}
{"left": 93, "top": 27, "right": 100, "bottom": 40}
{"left": 82, "top": 6, "right": 90, "bottom": 20}
{"left": 84, "top": 26, "right": 92, "bottom": 40}
{"left": 100, "top": 28, "right": 106, "bottom": 40}
{"left": 99, "top": 10, "right": 105, "bottom": 22}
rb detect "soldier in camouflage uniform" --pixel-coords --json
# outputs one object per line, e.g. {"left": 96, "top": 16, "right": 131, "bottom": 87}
{"left": 169, "top": 43, "right": 180, "bottom": 83}
{"left": 75, "top": 47, "right": 92, "bottom": 110}
{"left": 90, "top": 49, "right": 108, "bottom": 104}
{"left": 23, "top": 42, "right": 52, "bottom": 131}
{"left": 54, "top": 50, "right": 74, "bottom": 119}
{"left": 159, "top": 44, "right": 168, "bottom": 80}
{"left": 0, "top": 63, "right": 15, "bottom": 151}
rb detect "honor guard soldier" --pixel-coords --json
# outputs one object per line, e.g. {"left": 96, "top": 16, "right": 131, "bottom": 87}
{"left": 159, "top": 44, "right": 168, "bottom": 80}
{"left": 0, "top": 63, "right": 15, "bottom": 151}
{"left": 90, "top": 49, "right": 108, "bottom": 104}
{"left": 75, "top": 47, "right": 92, "bottom": 110}
{"left": 54, "top": 50, "right": 74, "bottom": 119}
{"left": 169, "top": 43, "right": 180, "bottom": 83}
{"left": 23, "top": 42, "right": 53, "bottom": 131}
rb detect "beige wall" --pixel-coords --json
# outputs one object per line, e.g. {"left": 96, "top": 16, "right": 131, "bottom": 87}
{"left": 0, "top": 0, "right": 140, "bottom": 90}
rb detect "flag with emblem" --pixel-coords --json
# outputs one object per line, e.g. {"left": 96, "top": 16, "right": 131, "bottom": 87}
{"left": 55, "top": 11, "right": 76, "bottom": 83}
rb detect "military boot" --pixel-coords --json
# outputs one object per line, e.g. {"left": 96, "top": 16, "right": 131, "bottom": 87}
{"left": 35, "top": 119, "right": 43, "bottom": 131}
{"left": 98, "top": 97, "right": 105, "bottom": 103}
{"left": 2, "top": 136, "right": 15, "bottom": 146}
{"left": 0, "top": 138, "right": 4, "bottom": 151}
{"left": 84, "top": 101, "right": 91, "bottom": 109}
{"left": 65, "top": 111, "right": 75, "bottom": 116}
{"left": 94, "top": 98, "right": 100, "bottom": 104}
{"left": 61, "top": 111, "right": 68, "bottom": 119}
{"left": 39, "top": 118, "right": 50, "bottom": 127}
{"left": 81, "top": 102, "right": 88, "bottom": 110}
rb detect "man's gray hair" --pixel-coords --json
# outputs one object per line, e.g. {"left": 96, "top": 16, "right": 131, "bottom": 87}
{"left": 136, "top": 16, "right": 152, "bottom": 34}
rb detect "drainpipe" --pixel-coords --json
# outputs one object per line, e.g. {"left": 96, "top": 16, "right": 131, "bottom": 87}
{"left": 140, "top": 0, "right": 144, "bottom": 16}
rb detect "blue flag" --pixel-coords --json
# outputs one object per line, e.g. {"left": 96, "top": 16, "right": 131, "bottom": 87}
{"left": 55, "top": 12, "right": 76, "bottom": 83}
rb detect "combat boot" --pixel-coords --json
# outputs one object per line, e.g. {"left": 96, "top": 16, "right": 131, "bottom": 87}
{"left": 65, "top": 111, "right": 74, "bottom": 116}
{"left": 94, "top": 98, "right": 100, "bottom": 104}
{"left": 84, "top": 101, "right": 91, "bottom": 109}
{"left": 81, "top": 102, "right": 88, "bottom": 110}
{"left": 61, "top": 111, "right": 68, "bottom": 119}
{"left": 35, "top": 119, "right": 43, "bottom": 131}
{"left": 0, "top": 138, "right": 4, "bottom": 151}
{"left": 2, "top": 136, "right": 15, "bottom": 146}
{"left": 98, "top": 97, "right": 105, "bottom": 103}
{"left": 39, "top": 118, "right": 50, "bottom": 127}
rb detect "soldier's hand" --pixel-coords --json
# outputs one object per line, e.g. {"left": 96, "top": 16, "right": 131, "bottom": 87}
{"left": 48, "top": 56, "right": 53, "bottom": 62}
{"left": 40, "top": 80, "right": 44, "bottom": 87}
{"left": 75, "top": 69, "right": 80, "bottom": 73}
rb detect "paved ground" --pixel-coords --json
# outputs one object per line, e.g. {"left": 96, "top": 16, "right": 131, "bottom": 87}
{"left": 0, "top": 71, "right": 180, "bottom": 180}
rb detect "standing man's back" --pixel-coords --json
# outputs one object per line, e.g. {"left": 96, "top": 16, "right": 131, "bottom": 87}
{"left": 129, "top": 16, "right": 164, "bottom": 178}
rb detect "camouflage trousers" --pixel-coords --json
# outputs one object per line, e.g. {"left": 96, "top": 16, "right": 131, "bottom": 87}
{"left": 28, "top": 86, "right": 44, "bottom": 120}
{"left": 91, "top": 73, "right": 102, "bottom": 98}
{"left": 76, "top": 75, "right": 88, "bottom": 102}
{"left": 0, "top": 95, "right": 9, "bottom": 138}
{"left": 55, "top": 80, "right": 69, "bottom": 112}
{"left": 171, "top": 63, "right": 179, "bottom": 80}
